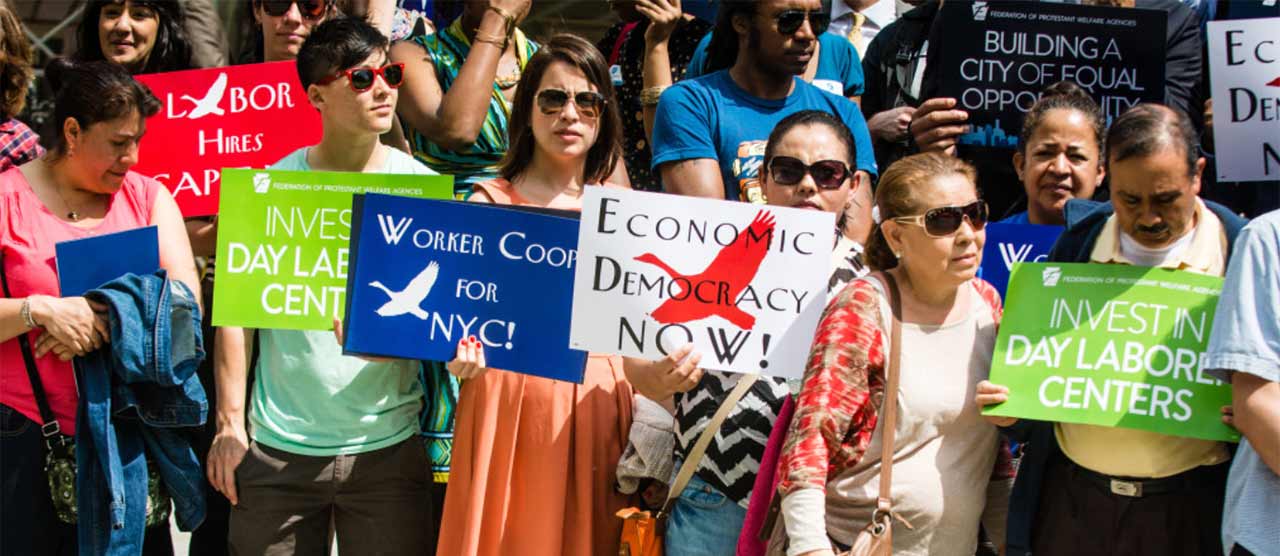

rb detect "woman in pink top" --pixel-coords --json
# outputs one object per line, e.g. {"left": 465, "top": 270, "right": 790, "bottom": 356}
{"left": 0, "top": 59, "right": 198, "bottom": 555}
{"left": 438, "top": 34, "right": 636, "bottom": 556}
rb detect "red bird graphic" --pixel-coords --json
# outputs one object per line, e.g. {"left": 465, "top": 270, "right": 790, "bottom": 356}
{"left": 1267, "top": 76, "right": 1280, "bottom": 87}
{"left": 634, "top": 210, "right": 776, "bottom": 329}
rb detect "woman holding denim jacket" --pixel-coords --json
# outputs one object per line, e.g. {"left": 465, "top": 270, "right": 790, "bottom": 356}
{"left": 0, "top": 59, "right": 199, "bottom": 556}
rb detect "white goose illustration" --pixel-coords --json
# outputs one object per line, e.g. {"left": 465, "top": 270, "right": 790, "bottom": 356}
{"left": 180, "top": 73, "right": 228, "bottom": 119}
{"left": 369, "top": 261, "right": 439, "bottom": 320}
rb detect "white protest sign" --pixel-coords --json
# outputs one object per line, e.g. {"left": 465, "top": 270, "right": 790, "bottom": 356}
{"left": 570, "top": 188, "right": 834, "bottom": 379}
{"left": 1207, "top": 18, "right": 1280, "bottom": 182}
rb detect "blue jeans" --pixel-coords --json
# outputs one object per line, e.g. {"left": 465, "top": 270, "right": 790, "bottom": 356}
{"left": 665, "top": 473, "right": 748, "bottom": 556}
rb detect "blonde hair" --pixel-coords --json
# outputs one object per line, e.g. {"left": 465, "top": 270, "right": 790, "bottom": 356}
{"left": 865, "top": 152, "right": 979, "bottom": 270}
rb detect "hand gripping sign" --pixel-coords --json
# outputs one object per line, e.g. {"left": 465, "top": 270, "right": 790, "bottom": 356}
{"left": 984, "top": 262, "right": 1239, "bottom": 443}
{"left": 134, "top": 62, "right": 323, "bottom": 216}
{"left": 570, "top": 188, "right": 834, "bottom": 379}
{"left": 342, "top": 193, "right": 589, "bottom": 383}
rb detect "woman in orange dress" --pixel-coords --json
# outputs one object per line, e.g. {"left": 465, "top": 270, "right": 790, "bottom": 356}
{"left": 437, "top": 33, "right": 634, "bottom": 556}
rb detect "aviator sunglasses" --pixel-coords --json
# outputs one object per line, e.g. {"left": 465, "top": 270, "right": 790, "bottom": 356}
{"left": 774, "top": 9, "right": 831, "bottom": 35}
{"left": 316, "top": 63, "right": 405, "bottom": 92}
{"left": 536, "top": 89, "right": 607, "bottom": 119}
{"left": 258, "top": 0, "right": 329, "bottom": 19}
{"left": 892, "top": 200, "right": 989, "bottom": 237}
{"left": 766, "top": 156, "right": 850, "bottom": 190}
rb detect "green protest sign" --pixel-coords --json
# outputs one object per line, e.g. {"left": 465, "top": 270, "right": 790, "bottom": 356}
{"left": 984, "top": 262, "right": 1238, "bottom": 442}
{"left": 212, "top": 168, "right": 453, "bottom": 330}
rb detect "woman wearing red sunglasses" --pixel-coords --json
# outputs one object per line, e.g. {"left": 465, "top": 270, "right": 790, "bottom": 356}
{"left": 770, "top": 152, "right": 1014, "bottom": 556}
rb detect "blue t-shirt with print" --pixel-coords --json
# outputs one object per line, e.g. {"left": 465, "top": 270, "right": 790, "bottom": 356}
{"left": 684, "top": 32, "right": 864, "bottom": 97}
{"left": 651, "top": 69, "right": 876, "bottom": 201}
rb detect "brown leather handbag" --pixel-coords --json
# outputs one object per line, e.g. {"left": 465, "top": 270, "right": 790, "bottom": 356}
{"left": 843, "top": 272, "right": 907, "bottom": 556}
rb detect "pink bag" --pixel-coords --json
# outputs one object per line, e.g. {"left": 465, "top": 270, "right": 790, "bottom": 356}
{"left": 736, "top": 396, "right": 796, "bottom": 556}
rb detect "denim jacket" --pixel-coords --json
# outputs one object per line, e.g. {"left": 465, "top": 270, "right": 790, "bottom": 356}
{"left": 75, "top": 271, "right": 207, "bottom": 556}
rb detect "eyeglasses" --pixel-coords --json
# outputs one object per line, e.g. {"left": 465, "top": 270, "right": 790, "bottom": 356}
{"left": 536, "top": 89, "right": 607, "bottom": 119}
{"left": 316, "top": 63, "right": 405, "bottom": 92}
{"left": 892, "top": 201, "right": 989, "bottom": 237}
{"left": 766, "top": 156, "right": 850, "bottom": 190}
{"left": 774, "top": 9, "right": 831, "bottom": 35}
{"left": 258, "top": 0, "right": 329, "bottom": 19}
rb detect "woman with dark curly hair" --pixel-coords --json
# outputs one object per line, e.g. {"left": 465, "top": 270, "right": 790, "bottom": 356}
{"left": 74, "top": 0, "right": 193, "bottom": 74}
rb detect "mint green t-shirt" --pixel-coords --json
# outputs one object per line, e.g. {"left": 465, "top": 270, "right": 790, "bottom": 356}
{"left": 249, "top": 146, "right": 436, "bottom": 456}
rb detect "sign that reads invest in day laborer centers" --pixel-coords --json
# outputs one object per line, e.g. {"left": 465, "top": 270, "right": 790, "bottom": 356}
{"left": 212, "top": 168, "right": 453, "bottom": 330}
{"left": 984, "top": 263, "right": 1238, "bottom": 442}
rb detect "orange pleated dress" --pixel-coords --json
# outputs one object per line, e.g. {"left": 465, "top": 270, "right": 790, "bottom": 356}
{"left": 436, "top": 180, "right": 635, "bottom": 556}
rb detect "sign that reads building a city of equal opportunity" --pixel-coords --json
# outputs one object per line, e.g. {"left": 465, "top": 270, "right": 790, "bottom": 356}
{"left": 984, "top": 263, "right": 1239, "bottom": 443}
{"left": 930, "top": 0, "right": 1166, "bottom": 149}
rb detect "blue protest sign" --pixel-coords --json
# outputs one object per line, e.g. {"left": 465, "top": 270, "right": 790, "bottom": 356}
{"left": 56, "top": 226, "right": 160, "bottom": 296}
{"left": 342, "top": 193, "right": 588, "bottom": 383}
{"left": 979, "top": 222, "right": 1063, "bottom": 297}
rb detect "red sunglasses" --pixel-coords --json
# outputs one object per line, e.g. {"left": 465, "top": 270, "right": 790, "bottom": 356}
{"left": 316, "top": 63, "right": 405, "bottom": 92}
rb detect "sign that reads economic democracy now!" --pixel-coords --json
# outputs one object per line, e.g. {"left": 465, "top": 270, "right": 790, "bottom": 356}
{"left": 930, "top": 1, "right": 1165, "bottom": 149}
{"left": 984, "top": 263, "right": 1238, "bottom": 442}
{"left": 1206, "top": 18, "right": 1280, "bottom": 182}
{"left": 570, "top": 188, "right": 833, "bottom": 379}
{"left": 134, "top": 62, "right": 323, "bottom": 216}
{"left": 212, "top": 169, "right": 453, "bottom": 330}
{"left": 342, "top": 194, "right": 588, "bottom": 383}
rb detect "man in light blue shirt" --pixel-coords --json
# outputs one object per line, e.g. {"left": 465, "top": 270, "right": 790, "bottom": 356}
{"left": 1205, "top": 209, "right": 1280, "bottom": 556}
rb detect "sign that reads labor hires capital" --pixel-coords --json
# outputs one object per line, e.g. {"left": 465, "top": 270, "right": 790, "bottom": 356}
{"left": 1207, "top": 18, "right": 1280, "bottom": 182}
{"left": 342, "top": 194, "right": 588, "bottom": 382}
{"left": 134, "top": 62, "right": 323, "bottom": 216}
{"left": 984, "top": 263, "right": 1238, "bottom": 442}
{"left": 570, "top": 188, "right": 834, "bottom": 379}
{"left": 929, "top": 1, "right": 1165, "bottom": 149}
{"left": 212, "top": 169, "right": 453, "bottom": 330}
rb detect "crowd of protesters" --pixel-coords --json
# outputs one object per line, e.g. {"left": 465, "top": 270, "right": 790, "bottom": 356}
{"left": 1, "top": 0, "right": 1277, "bottom": 555}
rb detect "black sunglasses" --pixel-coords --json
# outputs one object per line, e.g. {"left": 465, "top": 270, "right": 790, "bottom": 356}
{"left": 316, "top": 63, "right": 405, "bottom": 92}
{"left": 893, "top": 200, "right": 989, "bottom": 237}
{"left": 766, "top": 156, "right": 850, "bottom": 190}
{"left": 259, "top": 0, "right": 329, "bottom": 19}
{"left": 536, "top": 89, "right": 606, "bottom": 119}
{"left": 774, "top": 9, "right": 831, "bottom": 35}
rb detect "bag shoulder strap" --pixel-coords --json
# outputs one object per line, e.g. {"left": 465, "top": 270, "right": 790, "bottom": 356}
{"left": 0, "top": 254, "right": 62, "bottom": 438}
{"left": 875, "top": 272, "right": 904, "bottom": 514}
{"left": 661, "top": 373, "right": 759, "bottom": 515}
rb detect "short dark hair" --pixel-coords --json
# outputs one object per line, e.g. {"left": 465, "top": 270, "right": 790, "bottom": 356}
{"left": 74, "top": 0, "right": 192, "bottom": 74}
{"left": 763, "top": 110, "right": 857, "bottom": 169}
{"left": 1106, "top": 104, "right": 1199, "bottom": 177}
{"left": 1018, "top": 81, "right": 1105, "bottom": 158}
{"left": 39, "top": 58, "right": 162, "bottom": 156}
{"left": 500, "top": 34, "right": 623, "bottom": 185}
{"left": 704, "top": 1, "right": 759, "bottom": 74}
{"left": 296, "top": 16, "right": 389, "bottom": 90}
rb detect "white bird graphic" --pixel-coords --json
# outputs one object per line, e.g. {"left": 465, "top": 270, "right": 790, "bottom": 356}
{"left": 180, "top": 73, "right": 228, "bottom": 119}
{"left": 369, "top": 261, "right": 439, "bottom": 320}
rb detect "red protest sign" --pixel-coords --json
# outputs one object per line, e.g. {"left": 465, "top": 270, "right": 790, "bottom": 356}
{"left": 133, "top": 62, "right": 322, "bottom": 216}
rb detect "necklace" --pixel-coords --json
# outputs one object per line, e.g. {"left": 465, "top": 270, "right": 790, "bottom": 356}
{"left": 53, "top": 185, "right": 86, "bottom": 221}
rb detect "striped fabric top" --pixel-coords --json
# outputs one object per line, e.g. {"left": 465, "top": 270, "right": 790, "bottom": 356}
{"left": 408, "top": 19, "right": 538, "bottom": 198}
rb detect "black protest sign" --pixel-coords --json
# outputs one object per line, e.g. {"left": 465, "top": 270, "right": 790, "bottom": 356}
{"left": 930, "top": 1, "right": 1167, "bottom": 149}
